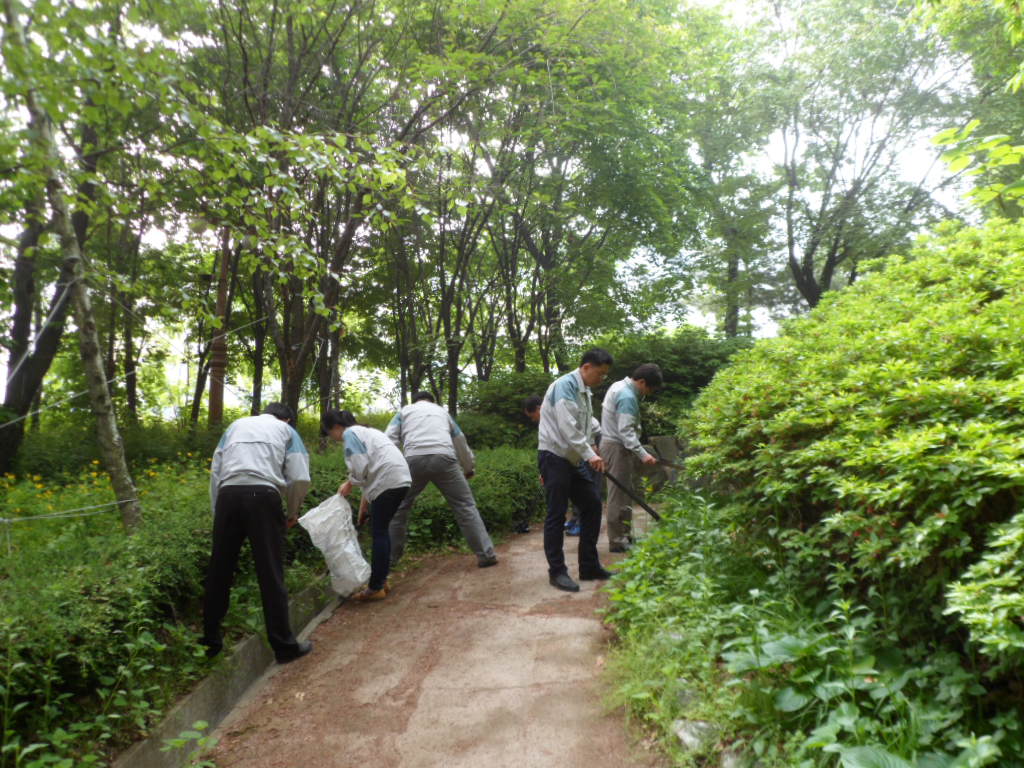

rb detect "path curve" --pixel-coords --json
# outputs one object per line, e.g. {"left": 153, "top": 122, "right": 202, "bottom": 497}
{"left": 207, "top": 527, "right": 664, "bottom": 768}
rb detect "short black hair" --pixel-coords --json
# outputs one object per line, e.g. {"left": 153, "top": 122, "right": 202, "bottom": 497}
{"left": 412, "top": 391, "right": 435, "bottom": 403}
{"left": 523, "top": 395, "right": 542, "bottom": 413}
{"left": 320, "top": 408, "right": 357, "bottom": 436}
{"left": 580, "top": 348, "right": 613, "bottom": 367}
{"left": 632, "top": 363, "right": 663, "bottom": 389}
{"left": 262, "top": 402, "right": 296, "bottom": 423}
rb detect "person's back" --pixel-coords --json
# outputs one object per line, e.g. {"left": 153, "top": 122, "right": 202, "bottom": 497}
{"left": 390, "top": 399, "right": 457, "bottom": 457}
{"left": 386, "top": 391, "right": 494, "bottom": 568}
{"left": 213, "top": 413, "right": 306, "bottom": 494}
{"left": 342, "top": 424, "right": 412, "bottom": 502}
{"left": 386, "top": 397, "right": 475, "bottom": 473}
{"left": 203, "top": 404, "right": 312, "bottom": 665}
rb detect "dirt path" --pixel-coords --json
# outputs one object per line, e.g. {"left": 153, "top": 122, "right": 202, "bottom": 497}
{"left": 207, "top": 526, "right": 664, "bottom": 768}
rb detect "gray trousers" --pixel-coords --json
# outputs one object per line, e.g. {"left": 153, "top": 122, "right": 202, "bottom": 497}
{"left": 603, "top": 440, "right": 638, "bottom": 547}
{"left": 389, "top": 453, "right": 496, "bottom": 563}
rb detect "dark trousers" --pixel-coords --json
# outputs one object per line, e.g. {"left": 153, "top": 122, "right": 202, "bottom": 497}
{"left": 539, "top": 450, "right": 602, "bottom": 576}
{"left": 368, "top": 486, "right": 409, "bottom": 590}
{"left": 202, "top": 485, "right": 300, "bottom": 658}
{"left": 569, "top": 462, "right": 602, "bottom": 523}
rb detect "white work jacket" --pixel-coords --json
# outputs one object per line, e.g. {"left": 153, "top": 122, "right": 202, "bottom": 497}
{"left": 342, "top": 425, "right": 412, "bottom": 502}
{"left": 385, "top": 400, "right": 475, "bottom": 474}
{"left": 600, "top": 378, "right": 651, "bottom": 460}
{"left": 538, "top": 368, "right": 597, "bottom": 465}
{"left": 209, "top": 413, "right": 311, "bottom": 517}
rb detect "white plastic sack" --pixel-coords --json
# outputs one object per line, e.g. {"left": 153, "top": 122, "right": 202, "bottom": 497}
{"left": 298, "top": 493, "right": 370, "bottom": 596}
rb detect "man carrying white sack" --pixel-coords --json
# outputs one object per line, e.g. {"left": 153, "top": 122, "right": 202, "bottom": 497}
{"left": 385, "top": 391, "right": 499, "bottom": 569}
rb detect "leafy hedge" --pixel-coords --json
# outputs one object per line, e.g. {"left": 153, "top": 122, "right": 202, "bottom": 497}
{"left": 605, "top": 492, "right": 1019, "bottom": 766}
{"left": 458, "top": 370, "right": 555, "bottom": 448}
{"left": 683, "top": 218, "right": 1024, "bottom": 669}
{"left": 594, "top": 326, "right": 752, "bottom": 437}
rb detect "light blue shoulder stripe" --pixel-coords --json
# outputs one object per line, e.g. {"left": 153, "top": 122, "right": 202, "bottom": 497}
{"left": 388, "top": 413, "right": 402, "bottom": 428}
{"left": 343, "top": 429, "right": 368, "bottom": 458}
{"left": 449, "top": 415, "right": 463, "bottom": 436}
{"left": 287, "top": 427, "right": 308, "bottom": 454}
{"left": 550, "top": 372, "right": 579, "bottom": 404}
{"left": 616, "top": 387, "right": 639, "bottom": 416}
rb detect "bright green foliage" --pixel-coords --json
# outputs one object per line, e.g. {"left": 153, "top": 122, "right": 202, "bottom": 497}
{"left": 604, "top": 491, "right": 1021, "bottom": 766}
{"left": 0, "top": 459, "right": 323, "bottom": 765}
{"left": 684, "top": 217, "right": 1024, "bottom": 664}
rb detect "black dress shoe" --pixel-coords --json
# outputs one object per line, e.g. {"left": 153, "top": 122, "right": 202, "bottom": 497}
{"left": 609, "top": 543, "right": 632, "bottom": 553}
{"left": 275, "top": 640, "right": 313, "bottom": 664}
{"left": 549, "top": 572, "right": 580, "bottom": 592}
{"left": 579, "top": 565, "right": 613, "bottom": 580}
{"left": 199, "top": 637, "right": 223, "bottom": 659}
{"left": 478, "top": 554, "right": 499, "bottom": 568}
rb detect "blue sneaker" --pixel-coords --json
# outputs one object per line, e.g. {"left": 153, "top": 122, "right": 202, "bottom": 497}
{"left": 565, "top": 520, "right": 581, "bottom": 536}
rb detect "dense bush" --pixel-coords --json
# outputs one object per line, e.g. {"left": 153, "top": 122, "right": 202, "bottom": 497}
{"left": 0, "top": 460, "right": 321, "bottom": 767}
{"left": 14, "top": 419, "right": 224, "bottom": 479}
{"left": 605, "top": 491, "right": 1020, "bottom": 766}
{"left": 683, "top": 220, "right": 1024, "bottom": 670}
{"left": 458, "top": 370, "right": 554, "bottom": 448}
{"left": 594, "top": 326, "right": 751, "bottom": 437}
{"left": 453, "top": 409, "right": 524, "bottom": 449}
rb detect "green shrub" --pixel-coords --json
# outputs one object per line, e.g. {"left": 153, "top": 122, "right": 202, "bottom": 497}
{"left": 459, "top": 370, "right": 554, "bottom": 448}
{"left": 15, "top": 419, "right": 223, "bottom": 480}
{"left": 604, "top": 489, "right": 1022, "bottom": 767}
{"left": 594, "top": 326, "right": 752, "bottom": 437}
{"left": 454, "top": 409, "right": 523, "bottom": 449}
{"left": 0, "top": 461, "right": 322, "bottom": 766}
{"left": 683, "top": 219, "right": 1024, "bottom": 665}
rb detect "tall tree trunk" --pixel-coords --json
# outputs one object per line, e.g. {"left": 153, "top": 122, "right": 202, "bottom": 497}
{"left": 0, "top": 200, "right": 77, "bottom": 472}
{"left": 3, "top": 0, "right": 140, "bottom": 530}
{"left": 250, "top": 270, "right": 267, "bottom": 415}
{"left": 190, "top": 358, "right": 210, "bottom": 426}
{"left": 123, "top": 291, "right": 139, "bottom": 422}
{"left": 723, "top": 251, "right": 740, "bottom": 338}
{"left": 104, "top": 282, "right": 117, "bottom": 384}
{"left": 2, "top": 64, "right": 139, "bottom": 527}
{"left": 208, "top": 228, "right": 233, "bottom": 425}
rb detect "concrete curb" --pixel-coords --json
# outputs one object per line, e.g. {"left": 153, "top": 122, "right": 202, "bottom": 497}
{"left": 113, "top": 576, "right": 340, "bottom": 768}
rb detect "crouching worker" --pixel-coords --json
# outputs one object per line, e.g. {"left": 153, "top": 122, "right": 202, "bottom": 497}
{"left": 322, "top": 409, "right": 410, "bottom": 601}
{"left": 385, "top": 392, "right": 498, "bottom": 568}
{"left": 202, "top": 403, "right": 313, "bottom": 664}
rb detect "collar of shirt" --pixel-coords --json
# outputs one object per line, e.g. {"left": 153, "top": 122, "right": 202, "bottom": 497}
{"left": 572, "top": 368, "right": 591, "bottom": 397}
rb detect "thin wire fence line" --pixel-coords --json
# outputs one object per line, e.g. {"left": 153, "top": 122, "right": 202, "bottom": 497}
{"left": 0, "top": 370, "right": 135, "bottom": 431}
{"left": 0, "top": 497, "right": 137, "bottom": 524}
